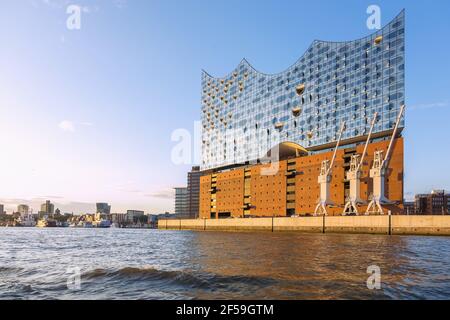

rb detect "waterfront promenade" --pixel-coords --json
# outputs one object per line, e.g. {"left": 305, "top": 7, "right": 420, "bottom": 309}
{"left": 159, "top": 215, "right": 450, "bottom": 236}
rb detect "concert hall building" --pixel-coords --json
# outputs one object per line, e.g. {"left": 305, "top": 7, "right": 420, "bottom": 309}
{"left": 198, "top": 11, "right": 405, "bottom": 218}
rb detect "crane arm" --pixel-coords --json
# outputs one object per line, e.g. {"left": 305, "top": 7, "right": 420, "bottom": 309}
{"left": 326, "top": 121, "right": 346, "bottom": 176}
{"left": 356, "top": 112, "right": 378, "bottom": 173}
{"left": 382, "top": 104, "right": 405, "bottom": 169}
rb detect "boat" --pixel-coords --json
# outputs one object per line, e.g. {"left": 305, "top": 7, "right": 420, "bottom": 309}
{"left": 83, "top": 221, "right": 93, "bottom": 228}
{"left": 96, "top": 219, "right": 112, "bottom": 228}
{"left": 36, "top": 218, "right": 57, "bottom": 228}
{"left": 17, "top": 214, "right": 36, "bottom": 227}
{"left": 46, "top": 219, "right": 57, "bottom": 227}
{"left": 69, "top": 222, "right": 83, "bottom": 228}
{"left": 36, "top": 219, "right": 47, "bottom": 228}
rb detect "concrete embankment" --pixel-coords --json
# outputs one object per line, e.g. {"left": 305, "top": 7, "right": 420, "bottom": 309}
{"left": 159, "top": 215, "right": 450, "bottom": 236}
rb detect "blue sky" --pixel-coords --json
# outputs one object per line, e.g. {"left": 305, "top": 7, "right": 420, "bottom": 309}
{"left": 0, "top": 0, "right": 449, "bottom": 214}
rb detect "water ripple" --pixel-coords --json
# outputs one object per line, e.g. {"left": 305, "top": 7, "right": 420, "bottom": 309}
{"left": 0, "top": 228, "right": 450, "bottom": 299}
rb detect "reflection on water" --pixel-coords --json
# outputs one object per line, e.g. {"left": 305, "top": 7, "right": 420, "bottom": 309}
{"left": 0, "top": 228, "right": 449, "bottom": 299}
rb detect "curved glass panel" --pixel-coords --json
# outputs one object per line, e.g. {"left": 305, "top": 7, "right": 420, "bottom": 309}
{"left": 201, "top": 11, "right": 405, "bottom": 170}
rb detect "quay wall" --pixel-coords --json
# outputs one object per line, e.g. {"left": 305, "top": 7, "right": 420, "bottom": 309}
{"left": 391, "top": 216, "right": 450, "bottom": 236}
{"left": 207, "top": 217, "right": 273, "bottom": 231}
{"left": 325, "top": 216, "right": 390, "bottom": 235}
{"left": 159, "top": 216, "right": 450, "bottom": 236}
{"left": 273, "top": 217, "right": 323, "bottom": 233}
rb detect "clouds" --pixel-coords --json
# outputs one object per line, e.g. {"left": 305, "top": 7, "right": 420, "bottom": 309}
{"left": 410, "top": 101, "right": 449, "bottom": 110}
{"left": 115, "top": 183, "right": 174, "bottom": 200}
{"left": 58, "top": 120, "right": 94, "bottom": 132}
{"left": 115, "top": 181, "right": 143, "bottom": 194}
{"left": 58, "top": 120, "right": 75, "bottom": 132}
{"left": 113, "top": 0, "right": 128, "bottom": 9}
{"left": 118, "top": 187, "right": 144, "bottom": 194}
{"left": 115, "top": 181, "right": 175, "bottom": 200}
{"left": 144, "top": 188, "right": 175, "bottom": 199}
{"left": 81, "top": 5, "right": 100, "bottom": 14}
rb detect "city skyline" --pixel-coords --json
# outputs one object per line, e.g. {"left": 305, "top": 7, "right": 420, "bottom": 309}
{"left": 1, "top": 0, "right": 450, "bottom": 214}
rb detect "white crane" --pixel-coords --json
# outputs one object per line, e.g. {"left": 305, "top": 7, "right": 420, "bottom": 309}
{"left": 342, "top": 112, "right": 378, "bottom": 215}
{"left": 314, "top": 122, "right": 346, "bottom": 216}
{"left": 365, "top": 105, "right": 405, "bottom": 215}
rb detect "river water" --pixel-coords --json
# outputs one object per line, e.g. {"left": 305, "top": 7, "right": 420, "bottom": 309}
{"left": 0, "top": 228, "right": 449, "bottom": 299}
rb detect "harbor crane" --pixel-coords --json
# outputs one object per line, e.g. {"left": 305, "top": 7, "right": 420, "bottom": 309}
{"left": 314, "top": 122, "right": 346, "bottom": 216}
{"left": 342, "top": 112, "right": 378, "bottom": 215}
{"left": 365, "top": 105, "right": 405, "bottom": 215}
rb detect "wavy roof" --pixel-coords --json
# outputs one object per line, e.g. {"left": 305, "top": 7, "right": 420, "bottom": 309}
{"left": 202, "top": 10, "right": 405, "bottom": 80}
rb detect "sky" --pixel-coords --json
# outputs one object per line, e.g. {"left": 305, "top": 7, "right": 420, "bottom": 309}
{"left": 0, "top": 0, "right": 450, "bottom": 214}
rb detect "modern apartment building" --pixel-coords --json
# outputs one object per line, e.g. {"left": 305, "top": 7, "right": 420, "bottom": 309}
{"left": 174, "top": 187, "right": 189, "bottom": 217}
{"left": 17, "top": 204, "right": 30, "bottom": 216}
{"left": 126, "top": 210, "right": 145, "bottom": 223}
{"left": 199, "top": 11, "right": 405, "bottom": 218}
{"left": 40, "top": 200, "right": 54, "bottom": 215}
{"left": 96, "top": 202, "right": 111, "bottom": 214}
{"left": 187, "top": 166, "right": 201, "bottom": 218}
{"left": 111, "top": 213, "right": 128, "bottom": 225}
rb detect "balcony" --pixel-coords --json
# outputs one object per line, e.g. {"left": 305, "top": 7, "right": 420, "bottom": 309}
{"left": 374, "top": 35, "right": 383, "bottom": 45}
{"left": 292, "top": 107, "right": 302, "bottom": 116}
{"left": 295, "top": 84, "right": 305, "bottom": 95}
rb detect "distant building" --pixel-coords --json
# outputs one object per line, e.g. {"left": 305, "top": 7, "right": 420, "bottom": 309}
{"left": 0, "top": 204, "right": 4, "bottom": 215}
{"left": 175, "top": 167, "right": 203, "bottom": 219}
{"left": 187, "top": 166, "right": 202, "bottom": 218}
{"left": 156, "top": 212, "right": 177, "bottom": 219}
{"left": 403, "top": 201, "right": 415, "bottom": 215}
{"left": 111, "top": 213, "right": 127, "bottom": 225}
{"left": 147, "top": 214, "right": 158, "bottom": 227}
{"left": 126, "top": 210, "right": 145, "bottom": 223}
{"left": 174, "top": 187, "right": 189, "bottom": 217}
{"left": 152, "top": 213, "right": 177, "bottom": 227}
{"left": 414, "top": 190, "right": 449, "bottom": 215}
{"left": 17, "top": 204, "right": 30, "bottom": 216}
{"left": 96, "top": 202, "right": 111, "bottom": 214}
{"left": 40, "top": 200, "right": 54, "bottom": 215}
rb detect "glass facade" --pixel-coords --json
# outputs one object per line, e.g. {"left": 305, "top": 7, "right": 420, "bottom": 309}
{"left": 174, "top": 187, "right": 189, "bottom": 217}
{"left": 201, "top": 11, "right": 405, "bottom": 170}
